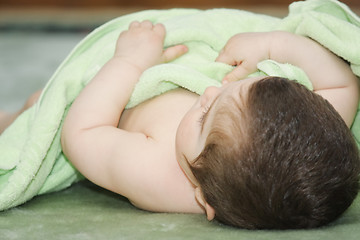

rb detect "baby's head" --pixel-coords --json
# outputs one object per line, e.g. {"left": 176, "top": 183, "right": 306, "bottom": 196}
{"left": 176, "top": 76, "right": 360, "bottom": 229}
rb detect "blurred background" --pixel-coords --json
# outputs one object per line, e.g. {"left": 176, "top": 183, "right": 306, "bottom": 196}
{"left": 0, "top": 0, "right": 304, "bottom": 31}
{"left": 0, "top": 0, "right": 359, "bottom": 112}
{"left": 1, "top": 0, "right": 358, "bottom": 31}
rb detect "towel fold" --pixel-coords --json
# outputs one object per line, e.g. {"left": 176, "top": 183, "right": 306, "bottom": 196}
{"left": 1, "top": 0, "right": 359, "bottom": 211}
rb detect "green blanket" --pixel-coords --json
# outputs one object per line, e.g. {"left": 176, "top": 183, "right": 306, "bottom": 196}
{"left": 0, "top": 0, "right": 359, "bottom": 212}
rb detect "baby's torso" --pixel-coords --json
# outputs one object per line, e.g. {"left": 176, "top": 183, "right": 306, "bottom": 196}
{"left": 119, "top": 88, "right": 196, "bottom": 140}
{"left": 118, "top": 88, "right": 202, "bottom": 213}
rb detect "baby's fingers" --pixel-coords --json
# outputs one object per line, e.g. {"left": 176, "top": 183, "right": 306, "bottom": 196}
{"left": 129, "top": 21, "right": 140, "bottom": 29}
{"left": 223, "top": 61, "right": 257, "bottom": 83}
{"left": 153, "top": 23, "right": 166, "bottom": 35}
{"left": 162, "top": 45, "right": 188, "bottom": 63}
{"left": 216, "top": 50, "right": 237, "bottom": 66}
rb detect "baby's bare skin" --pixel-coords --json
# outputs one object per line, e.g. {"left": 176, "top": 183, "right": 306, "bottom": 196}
{"left": 60, "top": 21, "right": 203, "bottom": 213}
{"left": 61, "top": 22, "right": 358, "bottom": 219}
{"left": 1, "top": 20, "right": 357, "bottom": 222}
{"left": 118, "top": 87, "right": 204, "bottom": 212}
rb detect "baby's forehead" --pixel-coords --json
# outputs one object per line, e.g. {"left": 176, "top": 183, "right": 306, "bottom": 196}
{"left": 220, "top": 80, "right": 253, "bottom": 105}
{"left": 209, "top": 92, "right": 246, "bottom": 139}
{"left": 209, "top": 77, "right": 264, "bottom": 127}
{"left": 212, "top": 79, "right": 261, "bottom": 122}
{"left": 213, "top": 90, "right": 244, "bottom": 121}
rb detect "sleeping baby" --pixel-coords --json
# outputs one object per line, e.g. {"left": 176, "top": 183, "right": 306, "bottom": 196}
{"left": 1, "top": 20, "right": 359, "bottom": 229}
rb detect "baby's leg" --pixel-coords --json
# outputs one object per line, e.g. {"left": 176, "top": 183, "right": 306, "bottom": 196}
{"left": 0, "top": 90, "right": 42, "bottom": 134}
{"left": 0, "top": 112, "right": 19, "bottom": 134}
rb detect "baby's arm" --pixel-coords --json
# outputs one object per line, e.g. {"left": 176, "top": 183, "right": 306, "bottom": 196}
{"left": 61, "top": 21, "right": 187, "bottom": 204}
{"left": 216, "top": 31, "right": 359, "bottom": 127}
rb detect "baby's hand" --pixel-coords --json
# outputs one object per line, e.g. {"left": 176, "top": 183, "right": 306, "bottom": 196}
{"left": 114, "top": 20, "right": 188, "bottom": 72}
{"left": 216, "top": 32, "right": 271, "bottom": 83}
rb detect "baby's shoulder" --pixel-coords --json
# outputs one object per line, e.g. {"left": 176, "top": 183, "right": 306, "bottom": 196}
{"left": 120, "top": 88, "right": 198, "bottom": 139}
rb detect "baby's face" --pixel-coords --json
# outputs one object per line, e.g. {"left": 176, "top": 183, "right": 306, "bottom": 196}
{"left": 175, "top": 76, "right": 264, "bottom": 186}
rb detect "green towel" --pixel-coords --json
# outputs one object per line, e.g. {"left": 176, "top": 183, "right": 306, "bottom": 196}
{"left": 0, "top": 0, "right": 359, "bottom": 211}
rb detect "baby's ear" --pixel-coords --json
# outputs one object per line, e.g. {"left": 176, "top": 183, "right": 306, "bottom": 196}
{"left": 205, "top": 203, "right": 215, "bottom": 221}
{"left": 195, "top": 187, "right": 215, "bottom": 221}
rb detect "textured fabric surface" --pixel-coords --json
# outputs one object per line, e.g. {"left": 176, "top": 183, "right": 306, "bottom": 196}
{"left": 0, "top": 181, "right": 359, "bottom": 240}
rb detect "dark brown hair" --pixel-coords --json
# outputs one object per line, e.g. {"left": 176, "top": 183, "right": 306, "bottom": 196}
{"left": 190, "top": 77, "right": 360, "bottom": 229}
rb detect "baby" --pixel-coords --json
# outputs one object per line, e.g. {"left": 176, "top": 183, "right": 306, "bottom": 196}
{"left": 1, "top": 21, "right": 359, "bottom": 229}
